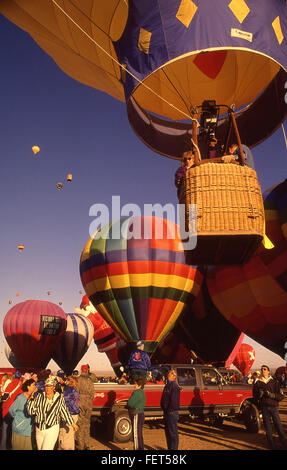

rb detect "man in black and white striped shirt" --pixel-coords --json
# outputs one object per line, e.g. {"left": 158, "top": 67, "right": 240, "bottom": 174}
{"left": 27, "top": 376, "right": 77, "bottom": 450}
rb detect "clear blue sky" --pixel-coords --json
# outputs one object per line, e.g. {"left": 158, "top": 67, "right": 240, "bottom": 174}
{"left": 0, "top": 14, "right": 286, "bottom": 372}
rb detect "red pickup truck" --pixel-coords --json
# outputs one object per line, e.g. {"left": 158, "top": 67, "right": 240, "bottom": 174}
{"left": 91, "top": 364, "right": 260, "bottom": 443}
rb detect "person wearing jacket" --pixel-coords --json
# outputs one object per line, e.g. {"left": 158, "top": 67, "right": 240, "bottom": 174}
{"left": 0, "top": 371, "right": 22, "bottom": 450}
{"left": 75, "top": 365, "right": 95, "bottom": 450}
{"left": 27, "top": 376, "right": 76, "bottom": 450}
{"left": 174, "top": 151, "right": 195, "bottom": 197}
{"left": 59, "top": 376, "right": 80, "bottom": 450}
{"left": 160, "top": 369, "right": 181, "bottom": 450}
{"left": 253, "top": 364, "right": 287, "bottom": 450}
{"left": 127, "top": 377, "right": 146, "bottom": 450}
{"left": 128, "top": 341, "right": 151, "bottom": 381}
{"left": 8, "top": 379, "right": 36, "bottom": 450}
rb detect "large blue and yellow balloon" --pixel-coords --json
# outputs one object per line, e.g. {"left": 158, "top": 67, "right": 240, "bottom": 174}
{"left": 1, "top": 1, "right": 286, "bottom": 158}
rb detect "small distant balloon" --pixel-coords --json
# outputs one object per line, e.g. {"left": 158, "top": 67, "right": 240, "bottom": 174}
{"left": 47, "top": 291, "right": 52, "bottom": 295}
{"left": 59, "top": 301, "right": 62, "bottom": 305}
{"left": 8, "top": 300, "right": 12, "bottom": 305}
{"left": 57, "top": 183, "right": 63, "bottom": 191}
{"left": 32, "top": 145, "right": 40, "bottom": 155}
{"left": 67, "top": 174, "right": 72, "bottom": 182}
{"left": 17, "top": 244, "right": 24, "bottom": 252}
{"left": 15, "top": 292, "right": 20, "bottom": 297}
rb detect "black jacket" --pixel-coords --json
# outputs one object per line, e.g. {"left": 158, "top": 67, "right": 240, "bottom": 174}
{"left": 160, "top": 380, "right": 180, "bottom": 413}
{"left": 253, "top": 377, "right": 284, "bottom": 408}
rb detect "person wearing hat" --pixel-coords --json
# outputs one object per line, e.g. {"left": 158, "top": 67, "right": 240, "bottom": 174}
{"left": 26, "top": 376, "right": 76, "bottom": 450}
{"left": 75, "top": 364, "right": 95, "bottom": 450}
{"left": 128, "top": 341, "right": 152, "bottom": 381}
{"left": 253, "top": 364, "right": 287, "bottom": 450}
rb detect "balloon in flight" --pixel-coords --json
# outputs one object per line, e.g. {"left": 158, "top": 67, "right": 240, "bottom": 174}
{"left": 1, "top": 2, "right": 286, "bottom": 158}
{"left": 32, "top": 145, "right": 40, "bottom": 155}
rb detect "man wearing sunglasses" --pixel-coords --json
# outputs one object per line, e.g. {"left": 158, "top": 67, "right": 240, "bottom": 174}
{"left": 174, "top": 150, "right": 195, "bottom": 197}
{"left": 253, "top": 365, "right": 287, "bottom": 450}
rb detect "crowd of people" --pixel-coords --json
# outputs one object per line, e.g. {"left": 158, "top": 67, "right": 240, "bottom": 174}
{"left": 1, "top": 358, "right": 287, "bottom": 452}
{"left": 0, "top": 364, "right": 95, "bottom": 451}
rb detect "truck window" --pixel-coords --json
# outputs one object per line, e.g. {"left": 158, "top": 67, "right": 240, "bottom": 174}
{"left": 202, "top": 369, "right": 221, "bottom": 386}
{"left": 177, "top": 368, "right": 196, "bottom": 386}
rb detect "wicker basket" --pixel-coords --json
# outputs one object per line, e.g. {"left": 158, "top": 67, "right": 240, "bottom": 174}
{"left": 179, "top": 162, "right": 265, "bottom": 265}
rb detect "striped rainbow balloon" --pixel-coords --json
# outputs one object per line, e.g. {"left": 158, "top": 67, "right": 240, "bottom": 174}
{"left": 80, "top": 216, "right": 203, "bottom": 353}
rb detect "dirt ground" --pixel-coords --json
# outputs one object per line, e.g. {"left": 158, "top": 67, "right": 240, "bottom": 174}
{"left": 88, "top": 397, "right": 287, "bottom": 452}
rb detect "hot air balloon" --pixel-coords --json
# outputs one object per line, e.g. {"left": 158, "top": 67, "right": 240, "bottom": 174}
{"left": 4, "top": 340, "right": 21, "bottom": 368}
{"left": 233, "top": 343, "right": 255, "bottom": 377}
{"left": 2, "top": 2, "right": 286, "bottom": 265}
{"left": 207, "top": 179, "right": 287, "bottom": 359}
{"left": 80, "top": 216, "right": 203, "bottom": 353}
{"left": 17, "top": 244, "right": 24, "bottom": 252}
{"left": 57, "top": 182, "right": 63, "bottom": 191}
{"left": 1, "top": 1, "right": 286, "bottom": 157}
{"left": 67, "top": 174, "right": 72, "bottom": 182}
{"left": 3, "top": 300, "right": 67, "bottom": 369}
{"left": 153, "top": 280, "right": 243, "bottom": 366}
{"left": 32, "top": 145, "right": 40, "bottom": 155}
{"left": 75, "top": 295, "right": 127, "bottom": 375}
{"left": 52, "top": 313, "right": 94, "bottom": 375}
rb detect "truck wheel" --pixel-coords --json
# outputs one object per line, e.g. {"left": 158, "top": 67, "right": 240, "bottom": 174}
{"left": 243, "top": 403, "right": 260, "bottom": 433}
{"left": 111, "top": 410, "right": 132, "bottom": 443}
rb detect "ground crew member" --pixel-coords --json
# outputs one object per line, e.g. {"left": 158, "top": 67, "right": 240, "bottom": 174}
{"left": 75, "top": 365, "right": 94, "bottom": 450}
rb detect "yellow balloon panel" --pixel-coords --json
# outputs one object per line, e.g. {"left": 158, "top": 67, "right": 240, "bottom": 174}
{"left": 133, "top": 49, "right": 280, "bottom": 121}
{"left": 0, "top": 0, "right": 127, "bottom": 101}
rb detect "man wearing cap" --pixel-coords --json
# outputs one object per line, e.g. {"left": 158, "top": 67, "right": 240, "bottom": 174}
{"left": 128, "top": 341, "right": 152, "bottom": 381}
{"left": 253, "top": 364, "right": 287, "bottom": 450}
{"left": 75, "top": 365, "right": 95, "bottom": 450}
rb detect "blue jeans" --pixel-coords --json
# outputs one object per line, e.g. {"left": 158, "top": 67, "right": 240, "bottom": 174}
{"left": 164, "top": 412, "right": 179, "bottom": 450}
{"left": 262, "top": 405, "right": 287, "bottom": 449}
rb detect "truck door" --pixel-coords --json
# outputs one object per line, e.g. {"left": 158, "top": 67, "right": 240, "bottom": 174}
{"left": 201, "top": 368, "right": 225, "bottom": 408}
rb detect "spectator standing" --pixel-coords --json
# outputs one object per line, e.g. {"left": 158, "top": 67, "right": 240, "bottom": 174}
{"left": 128, "top": 341, "right": 151, "bottom": 381}
{"left": 160, "top": 369, "right": 181, "bottom": 450}
{"left": 0, "top": 371, "right": 22, "bottom": 450}
{"left": 59, "top": 376, "right": 80, "bottom": 450}
{"left": 8, "top": 379, "right": 36, "bottom": 450}
{"left": 27, "top": 376, "right": 75, "bottom": 450}
{"left": 253, "top": 364, "right": 287, "bottom": 450}
{"left": 76, "top": 365, "right": 95, "bottom": 450}
{"left": 127, "top": 377, "right": 146, "bottom": 450}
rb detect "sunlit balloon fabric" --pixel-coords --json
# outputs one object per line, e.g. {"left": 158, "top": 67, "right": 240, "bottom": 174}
{"left": 80, "top": 216, "right": 203, "bottom": 353}
{"left": 32, "top": 145, "right": 40, "bottom": 155}
{"left": 232, "top": 343, "right": 255, "bottom": 376}
{"left": 52, "top": 313, "right": 94, "bottom": 374}
{"left": 207, "top": 179, "right": 287, "bottom": 359}
{"left": 2, "top": 1, "right": 286, "bottom": 156}
{"left": 0, "top": 0, "right": 128, "bottom": 102}
{"left": 3, "top": 300, "right": 67, "bottom": 369}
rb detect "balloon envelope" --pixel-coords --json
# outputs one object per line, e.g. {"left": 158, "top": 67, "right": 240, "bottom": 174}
{"left": 207, "top": 179, "right": 287, "bottom": 359}
{"left": 52, "top": 313, "right": 94, "bottom": 374}
{"left": 155, "top": 281, "right": 243, "bottom": 366}
{"left": 3, "top": 300, "right": 67, "bottom": 369}
{"left": 1, "top": 1, "right": 286, "bottom": 157}
{"left": 233, "top": 343, "right": 255, "bottom": 376}
{"left": 80, "top": 216, "right": 203, "bottom": 352}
